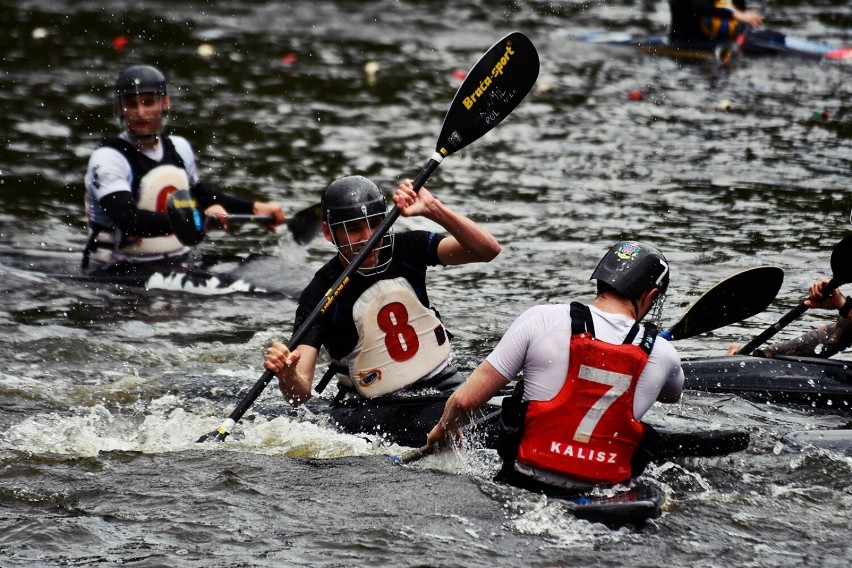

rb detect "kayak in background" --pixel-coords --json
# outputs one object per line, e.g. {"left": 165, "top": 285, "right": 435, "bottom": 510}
{"left": 0, "top": 245, "right": 313, "bottom": 296}
{"left": 569, "top": 29, "right": 852, "bottom": 63}
{"left": 682, "top": 355, "right": 852, "bottom": 410}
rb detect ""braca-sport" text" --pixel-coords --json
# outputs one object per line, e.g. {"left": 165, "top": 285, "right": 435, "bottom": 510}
{"left": 462, "top": 43, "right": 516, "bottom": 110}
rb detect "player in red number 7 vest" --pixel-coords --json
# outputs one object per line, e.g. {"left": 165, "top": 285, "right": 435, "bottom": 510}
{"left": 264, "top": 175, "right": 501, "bottom": 406}
{"left": 83, "top": 64, "right": 286, "bottom": 271}
{"left": 427, "top": 241, "right": 684, "bottom": 494}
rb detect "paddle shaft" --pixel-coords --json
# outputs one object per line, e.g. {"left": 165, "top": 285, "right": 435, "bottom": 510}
{"left": 391, "top": 409, "right": 502, "bottom": 465}
{"left": 211, "top": 213, "right": 275, "bottom": 225}
{"left": 736, "top": 276, "right": 842, "bottom": 355}
{"left": 209, "top": 162, "right": 441, "bottom": 441}
{"left": 213, "top": 202, "right": 323, "bottom": 244}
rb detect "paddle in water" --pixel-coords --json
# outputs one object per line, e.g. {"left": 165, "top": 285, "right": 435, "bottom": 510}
{"left": 167, "top": 192, "right": 323, "bottom": 246}
{"left": 737, "top": 234, "right": 852, "bottom": 355}
{"left": 197, "top": 31, "right": 541, "bottom": 443}
{"left": 660, "top": 265, "right": 784, "bottom": 340}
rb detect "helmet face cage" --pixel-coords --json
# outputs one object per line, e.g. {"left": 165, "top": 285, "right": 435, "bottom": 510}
{"left": 113, "top": 65, "right": 169, "bottom": 134}
{"left": 327, "top": 206, "right": 394, "bottom": 276}
{"left": 646, "top": 288, "right": 667, "bottom": 328}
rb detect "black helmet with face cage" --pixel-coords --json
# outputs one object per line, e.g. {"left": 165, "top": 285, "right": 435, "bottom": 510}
{"left": 321, "top": 175, "right": 394, "bottom": 275}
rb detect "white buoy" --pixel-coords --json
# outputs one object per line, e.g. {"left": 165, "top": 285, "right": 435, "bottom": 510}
{"left": 364, "top": 60, "right": 380, "bottom": 86}
{"left": 197, "top": 43, "right": 215, "bottom": 58}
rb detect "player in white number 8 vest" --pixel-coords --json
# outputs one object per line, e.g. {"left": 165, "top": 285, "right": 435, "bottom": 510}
{"left": 264, "top": 175, "right": 501, "bottom": 405}
{"left": 428, "top": 240, "right": 684, "bottom": 494}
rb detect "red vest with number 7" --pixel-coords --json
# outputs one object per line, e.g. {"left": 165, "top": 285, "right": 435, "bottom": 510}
{"left": 515, "top": 330, "right": 649, "bottom": 484}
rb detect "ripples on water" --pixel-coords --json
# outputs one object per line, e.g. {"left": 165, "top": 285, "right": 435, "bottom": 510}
{"left": 1, "top": 0, "right": 851, "bottom": 566}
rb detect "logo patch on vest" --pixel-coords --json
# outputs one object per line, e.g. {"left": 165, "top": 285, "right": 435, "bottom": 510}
{"left": 434, "top": 325, "right": 447, "bottom": 346}
{"left": 357, "top": 369, "right": 382, "bottom": 388}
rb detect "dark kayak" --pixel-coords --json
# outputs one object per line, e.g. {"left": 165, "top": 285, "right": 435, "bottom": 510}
{"left": 559, "top": 481, "right": 666, "bottom": 528}
{"left": 0, "top": 245, "right": 312, "bottom": 296}
{"left": 571, "top": 30, "right": 852, "bottom": 62}
{"left": 682, "top": 355, "right": 852, "bottom": 410}
{"left": 310, "top": 390, "right": 750, "bottom": 459}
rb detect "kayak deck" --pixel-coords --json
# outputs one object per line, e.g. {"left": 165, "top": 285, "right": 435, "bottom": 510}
{"left": 311, "top": 390, "right": 750, "bottom": 460}
{"left": 561, "top": 481, "right": 666, "bottom": 528}
{"left": 682, "top": 355, "right": 852, "bottom": 409}
{"left": 782, "top": 429, "right": 852, "bottom": 457}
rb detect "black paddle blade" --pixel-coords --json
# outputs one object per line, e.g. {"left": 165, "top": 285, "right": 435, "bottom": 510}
{"left": 437, "top": 31, "right": 539, "bottom": 157}
{"left": 666, "top": 266, "right": 784, "bottom": 340}
{"left": 830, "top": 233, "right": 852, "bottom": 285}
{"left": 286, "top": 202, "right": 323, "bottom": 245}
{"left": 166, "top": 189, "right": 205, "bottom": 246}
{"left": 196, "top": 430, "right": 220, "bottom": 443}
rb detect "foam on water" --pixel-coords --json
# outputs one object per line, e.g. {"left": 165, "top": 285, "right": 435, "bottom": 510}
{"left": 1, "top": 393, "right": 402, "bottom": 460}
{"left": 145, "top": 273, "right": 265, "bottom": 295}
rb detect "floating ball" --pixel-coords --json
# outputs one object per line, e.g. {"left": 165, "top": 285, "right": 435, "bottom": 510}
{"left": 197, "top": 43, "right": 215, "bottom": 58}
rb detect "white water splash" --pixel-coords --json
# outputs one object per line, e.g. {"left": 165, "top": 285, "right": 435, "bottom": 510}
{"left": 0, "top": 394, "right": 402, "bottom": 459}
{"left": 145, "top": 272, "right": 265, "bottom": 295}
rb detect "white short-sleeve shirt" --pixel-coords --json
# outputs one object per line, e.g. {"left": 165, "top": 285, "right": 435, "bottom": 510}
{"left": 486, "top": 304, "right": 684, "bottom": 420}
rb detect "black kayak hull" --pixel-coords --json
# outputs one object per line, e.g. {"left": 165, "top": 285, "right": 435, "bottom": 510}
{"left": 311, "top": 392, "right": 749, "bottom": 459}
{"left": 682, "top": 355, "right": 852, "bottom": 410}
{"left": 1, "top": 246, "right": 311, "bottom": 296}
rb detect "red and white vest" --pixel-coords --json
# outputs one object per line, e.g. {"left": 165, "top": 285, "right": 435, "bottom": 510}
{"left": 513, "top": 303, "right": 654, "bottom": 485}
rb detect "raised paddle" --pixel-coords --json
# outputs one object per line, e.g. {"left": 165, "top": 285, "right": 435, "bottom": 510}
{"left": 197, "top": 31, "right": 540, "bottom": 443}
{"left": 659, "top": 266, "right": 784, "bottom": 340}
{"left": 167, "top": 192, "right": 323, "bottom": 246}
{"left": 737, "top": 234, "right": 852, "bottom": 355}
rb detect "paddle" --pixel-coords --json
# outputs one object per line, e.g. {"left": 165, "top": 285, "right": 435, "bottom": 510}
{"left": 659, "top": 265, "right": 784, "bottom": 340}
{"left": 737, "top": 234, "right": 852, "bottom": 355}
{"left": 166, "top": 191, "right": 323, "bottom": 246}
{"left": 390, "top": 410, "right": 502, "bottom": 465}
{"left": 197, "top": 31, "right": 540, "bottom": 444}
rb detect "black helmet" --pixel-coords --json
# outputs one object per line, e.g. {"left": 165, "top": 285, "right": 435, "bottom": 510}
{"left": 591, "top": 241, "right": 670, "bottom": 299}
{"left": 114, "top": 65, "right": 167, "bottom": 99}
{"left": 321, "top": 175, "right": 387, "bottom": 225}
{"left": 113, "top": 65, "right": 169, "bottom": 131}
{"left": 321, "top": 175, "right": 393, "bottom": 275}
